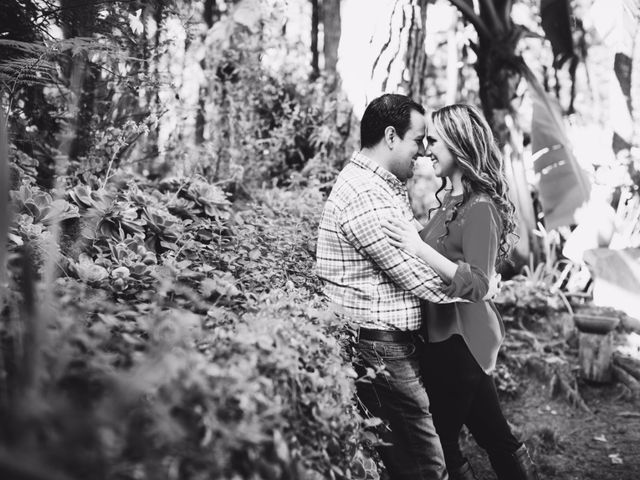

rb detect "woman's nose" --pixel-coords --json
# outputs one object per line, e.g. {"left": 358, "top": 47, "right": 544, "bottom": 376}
{"left": 425, "top": 146, "right": 435, "bottom": 160}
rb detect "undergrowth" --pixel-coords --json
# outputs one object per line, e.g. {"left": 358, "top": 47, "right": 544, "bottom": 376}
{"left": 0, "top": 151, "right": 375, "bottom": 480}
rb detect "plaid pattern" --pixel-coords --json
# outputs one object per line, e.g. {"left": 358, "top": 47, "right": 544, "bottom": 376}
{"left": 316, "top": 152, "right": 456, "bottom": 331}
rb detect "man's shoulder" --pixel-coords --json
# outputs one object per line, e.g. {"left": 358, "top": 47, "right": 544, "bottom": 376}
{"left": 331, "top": 163, "right": 390, "bottom": 200}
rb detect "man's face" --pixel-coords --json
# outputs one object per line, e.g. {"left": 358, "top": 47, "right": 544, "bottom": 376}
{"left": 388, "top": 110, "right": 426, "bottom": 182}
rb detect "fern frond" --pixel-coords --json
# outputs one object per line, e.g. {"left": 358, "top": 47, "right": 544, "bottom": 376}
{"left": 0, "top": 39, "right": 49, "bottom": 56}
{"left": 0, "top": 37, "right": 130, "bottom": 89}
{"left": 0, "top": 74, "right": 55, "bottom": 87}
{"left": 0, "top": 55, "right": 57, "bottom": 89}
{"left": 0, "top": 58, "right": 56, "bottom": 74}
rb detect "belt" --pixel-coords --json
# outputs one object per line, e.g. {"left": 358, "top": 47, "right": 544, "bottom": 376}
{"left": 357, "top": 327, "right": 422, "bottom": 343}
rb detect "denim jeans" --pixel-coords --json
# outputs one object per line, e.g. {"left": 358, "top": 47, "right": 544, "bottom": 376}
{"left": 422, "top": 335, "right": 523, "bottom": 479}
{"left": 354, "top": 337, "right": 448, "bottom": 480}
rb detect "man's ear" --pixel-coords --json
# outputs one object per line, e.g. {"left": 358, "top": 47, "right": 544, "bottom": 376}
{"left": 384, "top": 126, "right": 396, "bottom": 149}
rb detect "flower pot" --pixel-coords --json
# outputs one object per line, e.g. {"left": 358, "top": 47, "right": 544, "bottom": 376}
{"left": 573, "top": 314, "right": 620, "bottom": 334}
{"left": 574, "top": 313, "right": 619, "bottom": 383}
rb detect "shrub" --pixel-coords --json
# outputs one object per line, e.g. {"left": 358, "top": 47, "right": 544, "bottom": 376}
{"left": 1, "top": 148, "right": 373, "bottom": 479}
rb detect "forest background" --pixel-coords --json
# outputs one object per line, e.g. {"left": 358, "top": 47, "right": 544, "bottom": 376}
{"left": 1, "top": 0, "right": 640, "bottom": 479}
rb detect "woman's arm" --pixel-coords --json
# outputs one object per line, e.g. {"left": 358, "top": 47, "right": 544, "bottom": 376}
{"left": 452, "top": 201, "right": 500, "bottom": 301}
{"left": 382, "top": 203, "right": 502, "bottom": 301}
{"left": 381, "top": 218, "right": 458, "bottom": 282}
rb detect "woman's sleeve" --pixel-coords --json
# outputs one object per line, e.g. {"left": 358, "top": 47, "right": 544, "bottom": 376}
{"left": 443, "top": 201, "right": 501, "bottom": 301}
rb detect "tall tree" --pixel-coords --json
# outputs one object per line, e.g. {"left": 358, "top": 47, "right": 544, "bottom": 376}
{"left": 403, "top": 0, "right": 430, "bottom": 100}
{"left": 59, "top": 0, "right": 100, "bottom": 161}
{"left": 444, "top": 0, "right": 591, "bottom": 266}
{"left": 322, "top": 0, "right": 342, "bottom": 85}
{"left": 310, "top": 0, "right": 320, "bottom": 79}
{"left": 196, "top": 0, "right": 218, "bottom": 145}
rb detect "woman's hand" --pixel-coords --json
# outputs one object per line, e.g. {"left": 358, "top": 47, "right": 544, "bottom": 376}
{"left": 381, "top": 218, "right": 424, "bottom": 255}
{"left": 383, "top": 217, "right": 458, "bottom": 282}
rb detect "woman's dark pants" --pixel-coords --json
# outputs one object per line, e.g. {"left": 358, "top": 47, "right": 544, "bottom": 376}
{"left": 421, "top": 335, "right": 527, "bottom": 480}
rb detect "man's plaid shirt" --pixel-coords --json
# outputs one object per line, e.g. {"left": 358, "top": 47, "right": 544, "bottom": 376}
{"left": 316, "top": 152, "right": 457, "bottom": 331}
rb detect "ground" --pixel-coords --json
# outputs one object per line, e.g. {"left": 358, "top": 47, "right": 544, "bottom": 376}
{"left": 461, "top": 337, "right": 640, "bottom": 479}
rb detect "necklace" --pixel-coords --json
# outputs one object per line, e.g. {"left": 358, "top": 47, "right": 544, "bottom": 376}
{"left": 441, "top": 194, "right": 461, "bottom": 211}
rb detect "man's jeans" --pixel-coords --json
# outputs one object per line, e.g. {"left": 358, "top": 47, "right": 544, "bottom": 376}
{"left": 354, "top": 337, "right": 448, "bottom": 480}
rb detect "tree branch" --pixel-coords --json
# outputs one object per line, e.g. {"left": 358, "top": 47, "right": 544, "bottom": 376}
{"left": 501, "top": 0, "right": 513, "bottom": 28}
{"left": 479, "top": 0, "right": 505, "bottom": 34}
{"left": 382, "top": 2, "right": 408, "bottom": 92}
{"left": 448, "top": 0, "right": 491, "bottom": 39}
{"left": 371, "top": 0, "right": 401, "bottom": 79}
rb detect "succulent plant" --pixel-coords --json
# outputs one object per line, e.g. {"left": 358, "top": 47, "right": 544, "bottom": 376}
{"left": 11, "top": 184, "right": 79, "bottom": 225}
{"left": 72, "top": 253, "right": 109, "bottom": 284}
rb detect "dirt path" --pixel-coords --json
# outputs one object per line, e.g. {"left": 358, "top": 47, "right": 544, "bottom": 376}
{"left": 461, "top": 371, "right": 640, "bottom": 479}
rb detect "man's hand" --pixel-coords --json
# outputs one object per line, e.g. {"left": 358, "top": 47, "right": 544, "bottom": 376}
{"left": 483, "top": 273, "right": 502, "bottom": 301}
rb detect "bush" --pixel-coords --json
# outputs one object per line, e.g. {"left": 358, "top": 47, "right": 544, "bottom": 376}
{"left": 0, "top": 149, "right": 373, "bottom": 479}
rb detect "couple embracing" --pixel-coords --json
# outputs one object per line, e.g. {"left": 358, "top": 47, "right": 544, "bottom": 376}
{"left": 316, "top": 94, "right": 540, "bottom": 480}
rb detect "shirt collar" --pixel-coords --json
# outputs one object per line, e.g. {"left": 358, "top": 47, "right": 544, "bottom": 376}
{"left": 350, "top": 151, "right": 406, "bottom": 194}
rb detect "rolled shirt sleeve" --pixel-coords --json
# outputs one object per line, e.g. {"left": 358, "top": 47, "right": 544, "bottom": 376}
{"left": 443, "top": 201, "right": 500, "bottom": 301}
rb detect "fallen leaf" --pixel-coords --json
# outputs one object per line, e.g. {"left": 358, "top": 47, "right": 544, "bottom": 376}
{"left": 363, "top": 417, "right": 383, "bottom": 428}
{"left": 608, "top": 453, "right": 623, "bottom": 464}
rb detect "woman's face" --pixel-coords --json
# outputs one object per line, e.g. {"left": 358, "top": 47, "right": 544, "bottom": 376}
{"left": 426, "top": 116, "right": 458, "bottom": 179}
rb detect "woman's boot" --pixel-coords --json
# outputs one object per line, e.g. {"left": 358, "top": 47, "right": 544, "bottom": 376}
{"left": 448, "top": 460, "right": 477, "bottom": 480}
{"left": 490, "top": 444, "right": 540, "bottom": 480}
{"left": 513, "top": 444, "right": 539, "bottom": 480}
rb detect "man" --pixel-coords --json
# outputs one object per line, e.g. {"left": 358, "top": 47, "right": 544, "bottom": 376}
{"left": 316, "top": 94, "right": 467, "bottom": 480}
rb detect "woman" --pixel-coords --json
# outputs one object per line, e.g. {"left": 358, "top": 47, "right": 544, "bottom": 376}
{"left": 382, "top": 104, "right": 538, "bottom": 480}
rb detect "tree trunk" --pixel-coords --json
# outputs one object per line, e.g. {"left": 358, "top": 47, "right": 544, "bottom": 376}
{"left": 322, "top": 0, "right": 341, "bottom": 83}
{"left": 445, "top": 9, "right": 459, "bottom": 104}
{"left": 59, "top": 0, "right": 99, "bottom": 161}
{"left": 631, "top": 21, "right": 640, "bottom": 150}
{"left": 612, "top": 352, "right": 640, "bottom": 401}
{"left": 139, "top": 1, "right": 163, "bottom": 173}
{"left": 0, "top": 106, "right": 8, "bottom": 309}
{"left": 578, "top": 330, "right": 615, "bottom": 383}
{"left": 310, "top": 0, "right": 320, "bottom": 80}
{"left": 613, "top": 352, "right": 640, "bottom": 381}
{"left": 196, "top": 0, "right": 215, "bottom": 145}
{"left": 475, "top": 37, "right": 539, "bottom": 269}
{"left": 402, "top": 0, "right": 429, "bottom": 101}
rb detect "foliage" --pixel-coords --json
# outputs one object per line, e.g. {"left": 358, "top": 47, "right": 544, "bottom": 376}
{"left": 0, "top": 0, "right": 351, "bottom": 197}
{"left": 217, "top": 69, "right": 347, "bottom": 187}
{"left": 493, "top": 362, "right": 520, "bottom": 397}
{"left": 0, "top": 141, "right": 376, "bottom": 479}
{"left": 180, "top": 2, "right": 352, "bottom": 188}
{"left": 0, "top": 5, "right": 170, "bottom": 184}
{"left": 494, "top": 224, "right": 573, "bottom": 324}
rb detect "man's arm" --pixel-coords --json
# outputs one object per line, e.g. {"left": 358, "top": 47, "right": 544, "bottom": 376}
{"left": 340, "top": 188, "right": 459, "bottom": 304}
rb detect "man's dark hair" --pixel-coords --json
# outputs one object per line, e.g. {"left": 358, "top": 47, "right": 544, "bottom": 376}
{"left": 360, "top": 94, "right": 425, "bottom": 149}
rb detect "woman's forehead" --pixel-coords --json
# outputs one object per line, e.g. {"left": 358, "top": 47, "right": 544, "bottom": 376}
{"left": 425, "top": 115, "right": 436, "bottom": 133}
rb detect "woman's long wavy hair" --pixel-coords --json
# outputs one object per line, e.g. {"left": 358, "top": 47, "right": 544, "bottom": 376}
{"left": 428, "top": 104, "right": 517, "bottom": 264}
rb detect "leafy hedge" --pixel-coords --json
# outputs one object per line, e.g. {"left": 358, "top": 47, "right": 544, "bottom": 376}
{"left": 0, "top": 153, "right": 375, "bottom": 480}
